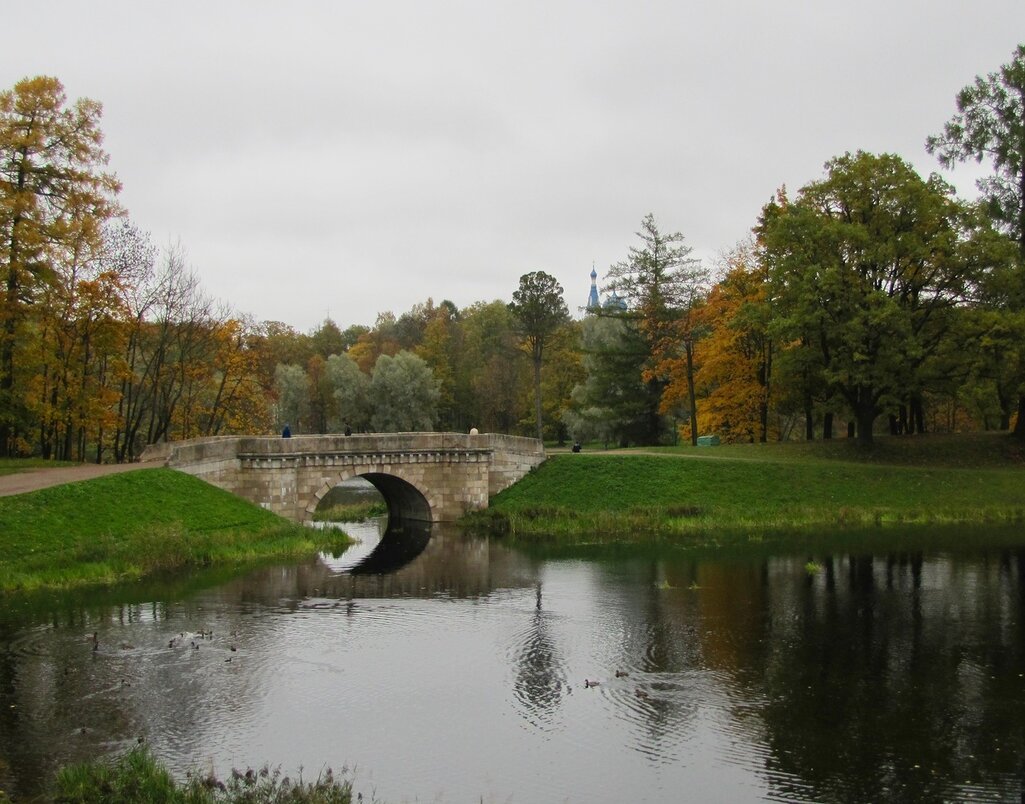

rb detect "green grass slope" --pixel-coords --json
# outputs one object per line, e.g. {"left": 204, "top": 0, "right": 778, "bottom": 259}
{"left": 478, "top": 435, "right": 1025, "bottom": 546}
{"left": 0, "top": 468, "right": 350, "bottom": 592}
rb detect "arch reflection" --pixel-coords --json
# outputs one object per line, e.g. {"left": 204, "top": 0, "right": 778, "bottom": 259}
{"left": 348, "top": 519, "right": 432, "bottom": 575}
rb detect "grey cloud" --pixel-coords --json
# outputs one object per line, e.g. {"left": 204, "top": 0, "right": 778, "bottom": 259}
{"left": 6, "top": 0, "right": 1024, "bottom": 329}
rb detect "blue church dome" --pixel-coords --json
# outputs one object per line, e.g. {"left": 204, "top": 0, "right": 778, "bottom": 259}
{"left": 587, "top": 266, "right": 600, "bottom": 309}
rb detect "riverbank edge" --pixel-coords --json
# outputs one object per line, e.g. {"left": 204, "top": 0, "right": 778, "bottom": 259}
{"left": 48, "top": 745, "right": 355, "bottom": 803}
{"left": 462, "top": 506, "right": 1025, "bottom": 551}
{"left": 0, "top": 468, "right": 353, "bottom": 594}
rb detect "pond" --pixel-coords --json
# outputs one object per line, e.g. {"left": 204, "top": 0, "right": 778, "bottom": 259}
{"left": 2, "top": 519, "right": 1025, "bottom": 802}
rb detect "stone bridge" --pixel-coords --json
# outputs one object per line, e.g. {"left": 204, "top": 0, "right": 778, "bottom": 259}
{"left": 143, "top": 432, "right": 546, "bottom": 523}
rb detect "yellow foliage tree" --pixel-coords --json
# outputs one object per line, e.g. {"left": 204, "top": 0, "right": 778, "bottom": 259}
{"left": 692, "top": 245, "right": 775, "bottom": 443}
{"left": 0, "top": 76, "right": 121, "bottom": 456}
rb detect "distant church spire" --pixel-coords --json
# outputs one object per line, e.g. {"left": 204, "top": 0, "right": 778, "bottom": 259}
{"left": 587, "top": 263, "right": 600, "bottom": 309}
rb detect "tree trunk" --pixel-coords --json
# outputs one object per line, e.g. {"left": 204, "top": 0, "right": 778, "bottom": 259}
{"left": 685, "top": 341, "right": 698, "bottom": 446}
{"left": 757, "top": 343, "right": 772, "bottom": 444}
{"left": 1013, "top": 395, "right": 1025, "bottom": 440}
{"left": 912, "top": 395, "right": 925, "bottom": 435}
{"left": 0, "top": 167, "right": 28, "bottom": 459}
{"left": 533, "top": 352, "right": 543, "bottom": 442}
{"left": 856, "top": 406, "right": 876, "bottom": 445}
{"left": 0, "top": 257, "right": 19, "bottom": 458}
{"left": 823, "top": 412, "right": 833, "bottom": 440}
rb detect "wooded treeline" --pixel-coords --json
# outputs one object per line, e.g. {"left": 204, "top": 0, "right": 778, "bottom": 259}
{"left": 1, "top": 47, "right": 1022, "bottom": 459}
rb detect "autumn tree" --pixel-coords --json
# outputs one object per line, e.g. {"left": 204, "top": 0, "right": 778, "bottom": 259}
{"left": 348, "top": 311, "right": 401, "bottom": 372}
{"left": 139, "top": 249, "right": 216, "bottom": 447}
{"left": 38, "top": 271, "right": 127, "bottom": 460}
{"left": 28, "top": 189, "right": 131, "bottom": 460}
{"left": 927, "top": 43, "right": 1025, "bottom": 437}
{"left": 759, "top": 151, "right": 993, "bottom": 444}
{"left": 109, "top": 242, "right": 243, "bottom": 457}
{"left": 339, "top": 323, "right": 370, "bottom": 352}
{"left": 395, "top": 298, "right": 454, "bottom": 349}
{"left": 416, "top": 302, "right": 464, "bottom": 430}
{"left": 256, "top": 321, "right": 312, "bottom": 375}
{"left": 0, "top": 76, "right": 121, "bottom": 455}
{"left": 692, "top": 243, "right": 776, "bottom": 443}
{"left": 199, "top": 317, "right": 272, "bottom": 436}
{"left": 508, "top": 271, "right": 570, "bottom": 441}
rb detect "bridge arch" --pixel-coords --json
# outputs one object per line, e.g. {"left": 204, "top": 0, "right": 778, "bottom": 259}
{"left": 307, "top": 470, "right": 432, "bottom": 523}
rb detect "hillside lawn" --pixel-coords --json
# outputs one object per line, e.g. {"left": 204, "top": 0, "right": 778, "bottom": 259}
{"left": 475, "top": 433, "right": 1025, "bottom": 551}
{"left": 0, "top": 468, "right": 351, "bottom": 592}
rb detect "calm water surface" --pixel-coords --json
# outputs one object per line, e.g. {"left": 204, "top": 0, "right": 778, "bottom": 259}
{"left": 2, "top": 520, "right": 1025, "bottom": 802}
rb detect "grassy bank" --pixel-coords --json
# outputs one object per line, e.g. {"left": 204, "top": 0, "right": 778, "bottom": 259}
{"left": 0, "top": 468, "right": 351, "bottom": 593}
{"left": 470, "top": 434, "right": 1025, "bottom": 548}
{"left": 51, "top": 746, "right": 353, "bottom": 803}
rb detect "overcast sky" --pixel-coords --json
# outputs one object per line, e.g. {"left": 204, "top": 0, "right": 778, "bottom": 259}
{"left": 6, "top": 2, "right": 1024, "bottom": 331}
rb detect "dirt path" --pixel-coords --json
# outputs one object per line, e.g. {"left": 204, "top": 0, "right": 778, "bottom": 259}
{"left": 0, "top": 460, "right": 165, "bottom": 498}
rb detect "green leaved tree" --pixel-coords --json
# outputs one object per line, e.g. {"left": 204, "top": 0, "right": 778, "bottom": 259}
{"left": 508, "top": 271, "right": 570, "bottom": 441}
{"left": 759, "top": 152, "right": 994, "bottom": 444}
{"left": 927, "top": 43, "right": 1025, "bottom": 437}
{"left": 370, "top": 351, "right": 440, "bottom": 432}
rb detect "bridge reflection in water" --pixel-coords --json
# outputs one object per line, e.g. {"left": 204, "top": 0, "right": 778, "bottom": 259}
{"left": 278, "top": 516, "right": 536, "bottom": 601}
{"left": 345, "top": 518, "right": 432, "bottom": 575}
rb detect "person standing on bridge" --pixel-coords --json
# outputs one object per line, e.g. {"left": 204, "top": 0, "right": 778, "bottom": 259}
{"left": 282, "top": 423, "right": 291, "bottom": 438}
{"left": 344, "top": 423, "right": 352, "bottom": 436}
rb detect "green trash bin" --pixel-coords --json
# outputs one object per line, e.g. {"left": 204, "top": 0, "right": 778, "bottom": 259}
{"left": 696, "top": 435, "right": 720, "bottom": 446}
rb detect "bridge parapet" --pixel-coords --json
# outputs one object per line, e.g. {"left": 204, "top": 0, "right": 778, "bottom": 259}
{"left": 154, "top": 432, "right": 544, "bottom": 522}
{"left": 481, "top": 433, "right": 550, "bottom": 496}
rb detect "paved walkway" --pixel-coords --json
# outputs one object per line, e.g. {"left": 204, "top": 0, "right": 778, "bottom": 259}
{"left": 0, "top": 461, "right": 164, "bottom": 497}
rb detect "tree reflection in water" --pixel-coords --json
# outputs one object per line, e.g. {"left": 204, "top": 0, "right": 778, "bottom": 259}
{"left": 511, "top": 581, "right": 567, "bottom": 729}
{"left": 743, "top": 550, "right": 1025, "bottom": 802}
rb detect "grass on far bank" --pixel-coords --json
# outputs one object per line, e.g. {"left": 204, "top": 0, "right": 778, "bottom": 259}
{"left": 52, "top": 745, "right": 355, "bottom": 803}
{"left": 0, "top": 468, "right": 352, "bottom": 593}
{"left": 311, "top": 501, "right": 388, "bottom": 522}
{"left": 0, "top": 457, "right": 76, "bottom": 475}
{"left": 636, "top": 430, "right": 1025, "bottom": 468}
{"left": 470, "top": 433, "right": 1025, "bottom": 549}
